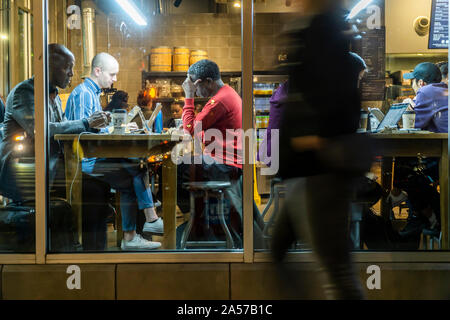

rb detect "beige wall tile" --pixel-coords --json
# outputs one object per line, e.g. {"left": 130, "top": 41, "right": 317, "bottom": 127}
{"left": 2, "top": 265, "right": 115, "bottom": 300}
{"left": 117, "top": 264, "right": 229, "bottom": 300}
{"left": 231, "top": 263, "right": 325, "bottom": 299}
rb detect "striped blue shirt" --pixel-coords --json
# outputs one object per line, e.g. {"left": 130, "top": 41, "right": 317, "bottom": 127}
{"left": 65, "top": 77, "right": 102, "bottom": 121}
{"left": 65, "top": 77, "right": 103, "bottom": 173}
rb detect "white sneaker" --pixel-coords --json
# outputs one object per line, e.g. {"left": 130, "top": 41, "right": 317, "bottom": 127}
{"left": 143, "top": 217, "right": 164, "bottom": 235}
{"left": 121, "top": 234, "right": 161, "bottom": 250}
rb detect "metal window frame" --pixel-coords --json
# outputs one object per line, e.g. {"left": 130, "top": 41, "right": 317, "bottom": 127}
{"left": 1, "top": 0, "right": 449, "bottom": 265}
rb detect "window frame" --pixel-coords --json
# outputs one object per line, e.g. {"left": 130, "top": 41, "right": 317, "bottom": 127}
{"left": 0, "top": 0, "right": 449, "bottom": 265}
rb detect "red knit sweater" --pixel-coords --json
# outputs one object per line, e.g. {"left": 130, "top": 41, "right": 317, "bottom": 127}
{"left": 183, "top": 85, "right": 243, "bottom": 169}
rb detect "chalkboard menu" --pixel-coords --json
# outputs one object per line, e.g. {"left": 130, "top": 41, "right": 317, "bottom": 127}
{"left": 361, "top": 80, "right": 386, "bottom": 101}
{"left": 429, "top": 0, "right": 449, "bottom": 49}
{"left": 362, "top": 27, "right": 386, "bottom": 81}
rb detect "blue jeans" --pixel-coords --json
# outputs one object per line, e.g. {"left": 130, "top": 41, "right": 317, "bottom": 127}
{"left": 84, "top": 158, "right": 154, "bottom": 232}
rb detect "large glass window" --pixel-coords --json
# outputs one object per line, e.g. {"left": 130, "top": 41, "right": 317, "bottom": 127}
{"left": 47, "top": 0, "right": 244, "bottom": 253}
{"left": 254, "top": 0, "right": 448, "bottom": 253}
{"left": 0, "top": 0, "right": 36, "bottom": 253}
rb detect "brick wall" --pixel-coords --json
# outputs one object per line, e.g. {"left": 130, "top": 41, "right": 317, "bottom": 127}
{"left": 64, "top": 12, "right": 285, "bottom": 106}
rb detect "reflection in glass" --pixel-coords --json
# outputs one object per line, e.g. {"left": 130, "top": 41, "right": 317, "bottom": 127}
{"left": 253, "top": 0, "right": 447, "bottom": 253}
{"left": 47, "top": 1, "right": 243, "bottom": 252}
{"left": 18, "top": 8, "right": 33, "bottom": 83}
{"left": 0, "top": 0, "right": 35, "bottom": 253}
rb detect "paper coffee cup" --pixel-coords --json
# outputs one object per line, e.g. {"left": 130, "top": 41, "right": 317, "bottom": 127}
{"left": 112, "top": 109, "right": 127, "bottom": 134}
{"left": 402, "top": 111, "right": 416, "bottom": 129}
{"left": 359, "top": 110, "right": 368, "bottom": 132}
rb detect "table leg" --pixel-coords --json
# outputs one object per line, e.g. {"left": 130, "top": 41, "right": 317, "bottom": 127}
{"left": 162, "top": 159, "right": 177, "bottom": 249}
{"left": 439, "top": 141, "right": 448, "bottom": 250}
{"left": 64, "top": 143, "right": 83, "bottom": 247}
{"left": 380, "top": 157, "right": 393, "bottom": 220}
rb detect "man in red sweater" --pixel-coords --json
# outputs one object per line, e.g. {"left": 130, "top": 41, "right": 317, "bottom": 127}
{"left": 176, "top": 59, "right": 244, "bottom": 247}
{"left": 182, "top": 59, "right": 243, "bottom": 169}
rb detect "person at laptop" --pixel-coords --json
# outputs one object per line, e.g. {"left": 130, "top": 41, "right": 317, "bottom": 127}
{"left": 436, "top": 61, "right": 448, "bottom": 85}
{"left": 403, "top": 62, "right": 448, "bottom": 133}
{"left": 104, "top": 90, "right": 129, "bottom": 113}
{"left": 388, "top": 62, "right": 447, "bottom": 240}
{"left": 65, "top": 53, "right": 163, "bottom": 251}
{"left": 164, "top": 100, "right": 184, "bottom": 130}
{"left": 131, "top": 89, "right": 163, "bottom": 133}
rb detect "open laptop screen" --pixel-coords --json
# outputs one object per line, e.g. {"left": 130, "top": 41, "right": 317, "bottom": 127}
{"left": 377, "top": 103, "right": 409, "bottom": 131}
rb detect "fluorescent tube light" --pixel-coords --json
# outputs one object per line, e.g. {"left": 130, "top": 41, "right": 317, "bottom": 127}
{"left": 115, "top": 0, "right": 147, "bottom": 26}
{"left": 347, "top": 0, "right": 374, "bottom": 19}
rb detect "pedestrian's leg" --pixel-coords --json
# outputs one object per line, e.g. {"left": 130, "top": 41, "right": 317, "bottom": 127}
{"left": 305, "top": 174, "right": 365, "bottom": 300}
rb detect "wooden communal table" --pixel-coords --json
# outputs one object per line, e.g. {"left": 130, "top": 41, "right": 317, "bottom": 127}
{"left": 54, "top": 133, "right": 182, "bottom": 249}
{"left": 371, "top": 133, "right": 448, "bottom": 249}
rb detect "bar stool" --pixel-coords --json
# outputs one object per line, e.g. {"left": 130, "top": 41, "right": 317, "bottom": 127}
{"left": 262, "top": 178, "right": 287, "bottom": 246}
{"left": 181, "top": 181, "right": 234, "bottom": 249}
{"left": 421, "top": 228, "right": 442, "bottom": 250}
{"left": 350, "top": 202, "right": 366, "bottom": 250}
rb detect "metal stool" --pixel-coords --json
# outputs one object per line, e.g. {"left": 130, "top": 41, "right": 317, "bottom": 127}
{"left": 421, "top": 228, "right": 442, "bottom": 250}
{"left": 181, "top": 181, "right": 234, "bottom": 249}
{"left": 262, "top": 178, "right": 287, "bottom": 246}
{"left": 350, "top": 202, "right": 367, "bottom": 250}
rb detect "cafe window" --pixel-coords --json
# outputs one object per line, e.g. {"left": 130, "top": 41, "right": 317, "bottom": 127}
{"left": 0, "top": 0, "right": 36, "bottom": 253}
{"left": 47, "top": 0, "right": 245, "bottom": 253}
{"left": 253, "top": 0, "right": 448, "bottom": 253}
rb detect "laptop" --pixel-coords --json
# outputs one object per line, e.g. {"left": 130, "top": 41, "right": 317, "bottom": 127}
{"left": 136, "top": 103, "right": 163, "bottom": 134}
{"left": 372, "top": 103, "right": 409, "bottom": 132}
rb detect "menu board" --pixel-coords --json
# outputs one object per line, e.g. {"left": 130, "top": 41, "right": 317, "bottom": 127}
{"left": 361, "top": 80, "right": 386, "bottom": 101}
{"left": 429, "top": 0, "right": 449, "bottom": 49}
{"left": 362, "top": 27, "right": 386, "bottom": 81}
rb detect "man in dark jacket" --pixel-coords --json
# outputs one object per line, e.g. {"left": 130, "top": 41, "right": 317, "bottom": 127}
{"left": 0, "top": 44, "right": 109, "bottom": 202}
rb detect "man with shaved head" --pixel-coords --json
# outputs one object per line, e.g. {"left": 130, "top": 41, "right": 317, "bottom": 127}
{"left": 65, "top": 53, "right": 163, "bottom": 251}
{"left": 65, "top": 52, "right": 119, "bottom": 120}
{"left": 0, "top": 44, "right": 110, "bottom": 202}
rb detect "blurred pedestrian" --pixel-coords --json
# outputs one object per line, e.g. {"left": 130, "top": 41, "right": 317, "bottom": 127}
{"left": 271, "top": 0, "right": 372, "bottom": 300}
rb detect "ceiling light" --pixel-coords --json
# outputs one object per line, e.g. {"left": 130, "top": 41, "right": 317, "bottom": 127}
{"left": 115, "top": 0, "right": 147, "bottom": 26}
{"left": 233, "top": 1, "right": 241, "bottom": 8}
{"left": 0, "top": 34, "right": 7, "bottom": 40}
{"left": 348, "top": 0, "right": 374, "bottom": 20}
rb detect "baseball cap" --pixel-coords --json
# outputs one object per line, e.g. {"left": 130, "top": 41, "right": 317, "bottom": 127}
{"left": 403, "top": 62, "right": 442, "bottom": 83}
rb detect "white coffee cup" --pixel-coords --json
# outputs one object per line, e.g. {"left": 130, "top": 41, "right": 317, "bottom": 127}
{"left": 402, "top": 111, "right": 416, "bottom": 129}
{"left": 112, "top": 109, "right": 127, "bottom": 134}
{"left": 359, "top": 110, "right": 369, "bottom": 132}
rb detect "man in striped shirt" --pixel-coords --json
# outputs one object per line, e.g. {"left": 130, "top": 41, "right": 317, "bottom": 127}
{"left": 65, "top": 53, "right": 163, "bottom": 251}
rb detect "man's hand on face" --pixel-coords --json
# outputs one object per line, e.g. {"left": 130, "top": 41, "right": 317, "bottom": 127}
{"left": 182, "top": 76, "right": 201, "bottom": 99}
{"left": 88, "top": 111, "right": 111, "bottom": 129}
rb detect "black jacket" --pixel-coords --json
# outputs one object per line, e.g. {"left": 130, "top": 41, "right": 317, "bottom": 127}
{"left": 278, "top": 9, "right": 362, "bottom": 179}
